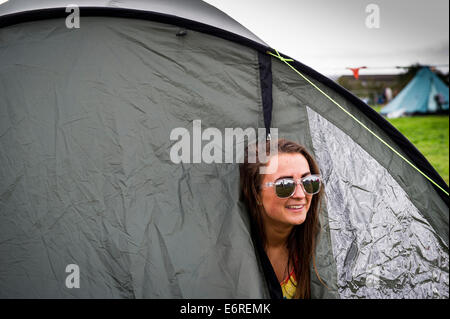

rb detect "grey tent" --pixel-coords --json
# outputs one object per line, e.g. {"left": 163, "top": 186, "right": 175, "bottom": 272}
{"left": 0, "top": 0, "right": 448, "bottom": 299}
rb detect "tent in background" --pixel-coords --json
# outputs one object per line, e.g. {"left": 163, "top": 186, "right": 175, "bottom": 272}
{"left": 0, "top": 0, "right": 448, "bottom": 299}
{"left": 381, "top": 67, "right": 449, "bottom": 118}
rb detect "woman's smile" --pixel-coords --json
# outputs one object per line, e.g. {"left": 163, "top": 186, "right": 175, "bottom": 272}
{"left": 285, "top": 203, "right": 305, "bottom": 212}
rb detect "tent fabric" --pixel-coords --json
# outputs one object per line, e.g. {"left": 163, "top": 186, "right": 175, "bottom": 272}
{"left": 0, "top": 0, "right": 267, "bottom": 47}
{"left": 270, "top": 60, "right": 449, "bottom": 248}
{"left": 0, "top": 1, "right": 448, "bottom": 299}
{"left": 257, "top": 51, "right": 274, "bottom": 137}
{"left": 1, "top": 0, "right": 448, "bottom": 205}
{"left": 270, "top": 59, "right": 448, "bottom": 298}
{"left": 307, "top": 108, "right": 448, "bottom": 298}
{"left": 0, "top": 17, "right": 270, "bottom": 298}
{"left": 381, "top": 67, "right": 449, "bottom": 117}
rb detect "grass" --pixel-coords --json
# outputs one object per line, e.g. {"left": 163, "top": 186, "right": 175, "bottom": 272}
{"left": 370, "top": 105, "right": 449, "bottom": 185}
{"left": 388, "top": 115, "right": 449, "bottom": 186}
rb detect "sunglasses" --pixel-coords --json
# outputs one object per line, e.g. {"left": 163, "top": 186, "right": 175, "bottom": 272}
{"left": 263, "top": 175, "right": 322, "bottom": 198}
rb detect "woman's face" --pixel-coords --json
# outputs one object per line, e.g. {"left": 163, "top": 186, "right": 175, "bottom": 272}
{"left": 259, "top": 153, "right": 313, "bottom": 229}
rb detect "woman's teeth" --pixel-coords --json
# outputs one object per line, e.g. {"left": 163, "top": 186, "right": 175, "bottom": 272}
{"left": 286, "top": 205, "right": 304, "bottom": 209}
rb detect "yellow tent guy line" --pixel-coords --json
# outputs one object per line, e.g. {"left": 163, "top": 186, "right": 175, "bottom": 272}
{"left": 267, "top": 50, "right": 449, "bottom": 196}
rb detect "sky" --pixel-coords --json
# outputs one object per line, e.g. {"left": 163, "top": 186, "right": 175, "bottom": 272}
{"left": 203, "top": 0, "right": 449, "bottom": 78}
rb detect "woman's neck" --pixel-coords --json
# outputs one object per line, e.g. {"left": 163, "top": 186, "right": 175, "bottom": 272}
{"left": 264, "top": 222, "right": 293, "bottom": 249}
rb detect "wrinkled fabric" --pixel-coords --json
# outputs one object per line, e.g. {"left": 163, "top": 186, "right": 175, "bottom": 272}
{"left": 0, "top": 17, "right": 268, "bottom": 298}
{"left": 0, "top": 14, "right": 448, "bottom": 299}
{"left": 271, "top": 58, "right": 448, "bottom": 248}
{"left": 307, "top": 107, "right": 449, "bottom": 299}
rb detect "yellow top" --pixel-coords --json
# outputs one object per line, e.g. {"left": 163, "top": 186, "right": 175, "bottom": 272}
{"left": 280, "top": 270, "right": 296, "bottom": 299}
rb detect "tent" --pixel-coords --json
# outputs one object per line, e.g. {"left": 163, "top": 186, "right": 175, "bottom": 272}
{"left": 0, "top": 0, "right": 448, "bottom": 299}
{"left": 381, "top": 67, "right": 449, "bottom": 118}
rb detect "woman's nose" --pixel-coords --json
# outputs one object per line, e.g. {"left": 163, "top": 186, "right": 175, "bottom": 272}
{"left": 291, "top": 182, "right": 306, "bottom": 198}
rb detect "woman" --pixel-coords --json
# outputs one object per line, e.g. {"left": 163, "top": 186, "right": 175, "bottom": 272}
{"left": 240, "top": 139, "right": 325, "bottom": 299}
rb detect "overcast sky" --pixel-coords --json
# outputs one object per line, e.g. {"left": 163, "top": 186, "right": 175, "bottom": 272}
{"left": 204, "top": 0, "right": 449, "bottom": 77}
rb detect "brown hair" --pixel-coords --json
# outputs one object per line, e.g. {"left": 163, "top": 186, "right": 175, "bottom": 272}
{"left": 239, "top": 138, "right": 325, "bottom": 299}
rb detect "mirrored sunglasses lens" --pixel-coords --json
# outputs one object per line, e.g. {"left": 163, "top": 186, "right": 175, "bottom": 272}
{"left": 275, "top": 179, "right": 295, "bottom": 198}
{"left": 302, "top": 176, "right": 321, "bottom": 194}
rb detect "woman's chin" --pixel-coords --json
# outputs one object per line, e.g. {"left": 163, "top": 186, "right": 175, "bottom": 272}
{"left": 285, "top": 210, "right": 307, "bottom": 225}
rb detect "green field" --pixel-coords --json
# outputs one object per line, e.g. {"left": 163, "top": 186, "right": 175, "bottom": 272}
{"left": 372, "top": 105, "right": 449, "bottom": 185}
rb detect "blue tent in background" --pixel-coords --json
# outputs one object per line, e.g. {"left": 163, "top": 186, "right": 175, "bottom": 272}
{"left": 381, "top": 67, "right": 449, "bottom": 118}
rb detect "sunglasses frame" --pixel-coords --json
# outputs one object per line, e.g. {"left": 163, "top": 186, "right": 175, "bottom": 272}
{"left": 263, "top": 174, "right": 322, "bottom": 198}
